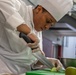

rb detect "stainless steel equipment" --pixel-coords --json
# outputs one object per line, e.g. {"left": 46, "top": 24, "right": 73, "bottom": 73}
{"left": 60, "top": 58, "right": 76, "bottom": 68}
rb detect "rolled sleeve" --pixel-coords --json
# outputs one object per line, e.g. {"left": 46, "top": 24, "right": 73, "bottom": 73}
{"left": 7, "top": 12, "right": 25, "bottom": 29}
{"left": 0, "top": 0, "right": 25, "bottom": 30}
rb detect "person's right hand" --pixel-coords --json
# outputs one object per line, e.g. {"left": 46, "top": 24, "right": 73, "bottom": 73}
{"left": 27, "top": 33, "right": 45, "bottom": 55}
{"left": 27, "top": 32, "right": 40, "bottom": 49}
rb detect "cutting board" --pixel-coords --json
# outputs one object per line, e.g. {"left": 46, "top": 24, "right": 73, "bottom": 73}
{"left": 26, "top": 69, "right": 65, "bottom": 75}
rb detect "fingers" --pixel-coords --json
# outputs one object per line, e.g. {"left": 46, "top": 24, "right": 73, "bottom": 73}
{"left": 27, "top": 33, "right": 40, "bottom": 43}
{"left": 31, "top": 47, "right": 45, "bottom": 56}
{"left": 55, "top": 59, "right": 63, "bottom": 70}
{"left": 27, "top": 33, "right": 40, "bottom": 49}
{"left": 32, "top": 47, "right": 40, "bottom": 53}
{"left": 27, "top": 43, "right": 39, "bottom": 49}
{"left": 47, "top": 58, "right": 63, "bottom": 71}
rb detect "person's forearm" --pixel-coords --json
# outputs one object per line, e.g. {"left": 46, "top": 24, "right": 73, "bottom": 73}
{"left": 17, "top": 24, "right": 31, "bottom": 35}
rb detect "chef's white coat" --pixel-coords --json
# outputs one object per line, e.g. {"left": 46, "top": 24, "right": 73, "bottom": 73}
{"left": 0, "top": 0, "right": 42, "bottom": 74}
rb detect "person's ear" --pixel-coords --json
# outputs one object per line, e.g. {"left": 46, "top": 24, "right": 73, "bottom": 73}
{"left": 36, "top": 5, "right": 43, "bottom": 14}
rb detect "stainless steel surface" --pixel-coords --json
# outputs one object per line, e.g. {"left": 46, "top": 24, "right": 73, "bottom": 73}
{"left": 33, "top": 51, "right": 54, "bottom": 69}
{"left": 60, "top": 58, "right": 76, "bottom": 68}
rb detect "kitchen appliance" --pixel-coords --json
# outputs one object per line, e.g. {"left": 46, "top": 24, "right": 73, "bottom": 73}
{"left": 60, "top": 58, "right": 76, "bottom": 68}
{"left": 19, "top": 33, "right": 54, "bottom": 69}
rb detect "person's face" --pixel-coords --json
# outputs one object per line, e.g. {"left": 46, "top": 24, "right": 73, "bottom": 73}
{"left": 33, "top": 5, "right": 56, "bottom": 32}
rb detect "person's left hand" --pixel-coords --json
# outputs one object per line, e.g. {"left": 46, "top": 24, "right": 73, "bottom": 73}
{"left": 47, "top": 57, "right": 63, "bottom": 71}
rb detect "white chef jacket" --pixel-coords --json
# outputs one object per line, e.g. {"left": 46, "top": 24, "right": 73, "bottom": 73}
{"left": 0, "top": 0, "right": 42, "bottom": 74}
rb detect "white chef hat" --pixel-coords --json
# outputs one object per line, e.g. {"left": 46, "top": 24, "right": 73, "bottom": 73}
{"left": 37, "top": 0, "right": 73, "bottom": 21}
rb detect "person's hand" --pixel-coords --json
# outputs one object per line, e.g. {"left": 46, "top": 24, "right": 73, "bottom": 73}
{"left": 27, "top": 32, "right": 45, "bottom": 55}
{"left": 32, "top": 47, "right": 45, "bottom": 56}
{"left": 27, "top": 32, "right": 39, "bottom": 49}
{"left": 47, "top": 57, "right": 63, "bottom": 71}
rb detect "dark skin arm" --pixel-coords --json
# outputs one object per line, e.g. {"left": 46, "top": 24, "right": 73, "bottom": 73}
{"left": 17, "top": 24, "right": 40, "bottom": 43}
{"left": 17, "top": 24, "right": 31, "bottom": 35}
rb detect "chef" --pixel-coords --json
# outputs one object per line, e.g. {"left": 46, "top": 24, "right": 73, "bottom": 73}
{"left": 0, "top": 0, "right": 73, "bottom": 75}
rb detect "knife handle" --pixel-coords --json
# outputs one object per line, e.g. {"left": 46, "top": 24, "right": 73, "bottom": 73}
{"left": 19, "top": 32, "right": 39, "bottom": 50}
{"left": 19, "top": 32, "right": 34, "bottom": 43}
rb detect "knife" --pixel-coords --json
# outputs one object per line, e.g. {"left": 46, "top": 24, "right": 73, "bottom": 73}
{"left": 19, "top": 33, "right": 54, "bottom": 69}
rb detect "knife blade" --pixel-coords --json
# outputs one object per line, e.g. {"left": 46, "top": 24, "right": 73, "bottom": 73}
{"left": 19, "top": 33, "right": 54, "bottom": 69}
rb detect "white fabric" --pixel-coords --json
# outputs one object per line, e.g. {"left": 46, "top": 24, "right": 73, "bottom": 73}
{"left": 37, "top": 0, "right": 73, "bottom": 21}
{"left": 0, "top": 0, "right": 42, "bottom": 74}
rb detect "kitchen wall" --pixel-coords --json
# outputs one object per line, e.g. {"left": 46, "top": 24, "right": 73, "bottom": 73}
{"left": 43, "top": 37, "right": 53, "bottom": 57}
{"left": 42, "top": 30, "right": 63, "bottom": 45}
{"left": 43, "top": 30, "right": 76, "bottom": 59}
{"left": 42, "top": 30, "right": 63, "bottom": 58}
{"left": 63, "top": 36, "right": 76, "bottom": 58}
